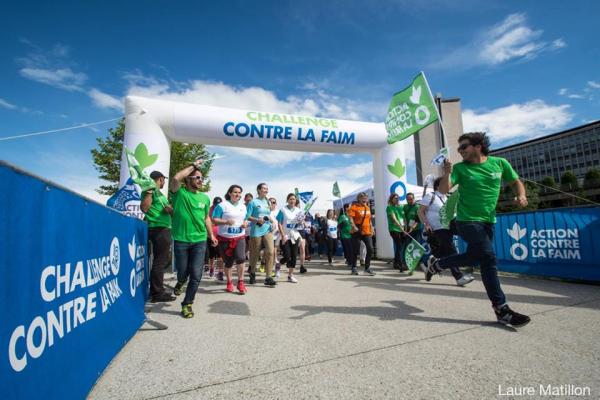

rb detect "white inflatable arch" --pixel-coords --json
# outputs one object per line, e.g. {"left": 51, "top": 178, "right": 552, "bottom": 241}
{"left": 120, "top": 96, "right": 414, "bottom": 259}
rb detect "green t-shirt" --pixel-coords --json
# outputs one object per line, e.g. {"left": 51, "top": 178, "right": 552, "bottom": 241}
{"left": 337, "top": 213, "right": 352, "bottom": 239}
{"left": 403, "top": 203, "right": 420, "bottom": 229}
{"left": 170, "top": 187, "right": 211, "bottom": 242}
{"left": 144, "top": 190, "right": 171, "bottom": 229}
{"left": 451, "top": 156, "right": 518, "bottom": 223}
{"left": 386, "top": 205, "right": 404, "bottom": 233}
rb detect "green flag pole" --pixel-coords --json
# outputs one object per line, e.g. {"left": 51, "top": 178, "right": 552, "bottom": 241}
{"left": 421, "top": 71, "right": 449, "bottom": 156}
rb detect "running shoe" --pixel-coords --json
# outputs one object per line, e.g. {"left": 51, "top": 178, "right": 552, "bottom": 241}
{"left": 259, "top": 264, "right": 266, "bottom": 273}
{"left": 209, "top": 267, "right": 215, "bottom": 278}
{"left": 151, "top": 293, "right": 176, "bottom": 303}
{"left": 299, "top": 266, "right": 307, "bottom": 274}
{"left": 426, "top": 256, "right": 441, "bottom": 281}
{"left": 456, "top": 274, "right": 475, "bottom": 287}
{"left": 181, "top": 304, "right": 194, "bottom": 319}
{"left": 237, "top": 281, "right": 247, "bottom": 294}
{"left": 275, "top": 270, "right": 281, "bottom": 278}
{"left": 494, "top": 305, "right": 531, "bottom": 328}
{"left": 204, "top": 265, "right": 209, "bottom": 272}
{"left": 217, "top": 271, "right": 224, "bottom": 281}
{"left": 270, "top": 271, "right": 276, "bottom": 278}
{"left": 264, "top": 277, "right": 277, "bottom": 287}
{"left": 249, "top": 272, "right": 256, "bottom": 284}
{"left": 226, "top": 281, "right": 234, "bottom": 292}
{"left": 173, "top": 281, "right": 186, "bottom": 296}
{"left": 351, "top": 268, "right": 358, "bottom": 275}
{"left": 364, "top": 269, "right": 376, "bottom": 276}
{"left": 288, "top": 274, "right": 298, "bottom": 283}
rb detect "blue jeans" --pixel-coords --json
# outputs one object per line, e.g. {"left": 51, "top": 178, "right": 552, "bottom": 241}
{"left": 174, "top": 240, "right": 207, "bottom": 306}
{"left": 437, "top": 222, "right": 506, "bottom": 307}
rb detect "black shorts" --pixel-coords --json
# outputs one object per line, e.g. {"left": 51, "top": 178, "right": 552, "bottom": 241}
{"left": 218, "top": 238, "right": 246, "bottom": 268}
{"left": 208, "top": 241, "right": 219, "bottom": 259}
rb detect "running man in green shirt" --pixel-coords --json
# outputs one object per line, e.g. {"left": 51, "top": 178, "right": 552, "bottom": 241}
{"left": 169, "top": 160, "right": 218, "bottom": 319}
{"left": 426, "top": 132, "right": 530, "bottom": 328}
{"left": 337, "top": 203, "right": 353, "bottom": 267}
{"left": 140, "top": 170, "right": 175, "bottom": 303}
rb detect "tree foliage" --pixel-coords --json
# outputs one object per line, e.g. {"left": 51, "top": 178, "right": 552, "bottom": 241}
{"left": 583, "top": 168, "right": 600, "bottom": 189}
{"left": 560, "top": 170, "right": 579, "bottom": 191}
{"left": 91, "top": 119, "right": 214, "bottom": 195}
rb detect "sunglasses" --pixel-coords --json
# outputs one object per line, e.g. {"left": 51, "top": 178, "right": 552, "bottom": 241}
{"left": 457, "top": 143, "right": 471, "bottom": 151}
{"left": 188, "top": 176, "right": 203, "bottom": 181}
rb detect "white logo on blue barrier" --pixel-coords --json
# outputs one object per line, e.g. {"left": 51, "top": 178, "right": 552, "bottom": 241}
{"left": 110, "top": 237, "right": 120, "bottom": 275}
{"left": 129, "top": 235, "right": 146, "bottom": 297}
{"left": 507, "top": 222, "right": 581, "bottom": 261}
{"left": 507, "top": 223, "right": 528, "bottom": 261}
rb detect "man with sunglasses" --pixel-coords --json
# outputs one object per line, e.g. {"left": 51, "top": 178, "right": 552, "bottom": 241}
{"left": 426, "top": 132, "right": 531, "bottom": 328}
{"left": 169, "top": 160, "right": 218, "bottom": 319}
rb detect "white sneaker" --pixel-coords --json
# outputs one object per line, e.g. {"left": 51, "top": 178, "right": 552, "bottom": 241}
{"left": 457, "top": 274, "right": 475, "bottom": 286}
{"left": 275, "top": 270, "right": 281, "bottom": 278}
{"left": 288, "top": 274, "right": 298, "bottom": 283}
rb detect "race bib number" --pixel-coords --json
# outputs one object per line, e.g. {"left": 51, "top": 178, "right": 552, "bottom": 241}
{"left": 227, "top": 227, "right": 243, "bottom": 234}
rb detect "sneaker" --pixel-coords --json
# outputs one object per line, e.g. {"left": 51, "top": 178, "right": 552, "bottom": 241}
{"left": 259, "top": 264, "right": 266, "bottom": 273}
{"left": 151, "top": 293, "right": 176, "bottom": 303}
{"left": 364, "top": 269, "right": 376, "bottom": 276}
{"left": 217, "top": 271, "right": 224, "bottom": 281}
{"left": 209, "top": 267, "right": 215, "bottom": 278}
{"left": 426, "top": 256, "right": 441, "bottom": 281}
{"left": 288, "top": 274, "right": 298, "bottom": 283}
{"left": 204, "top": 265, "right": 209, "bottom": 272}
{"left": 457, "top": 274, "right": 475, "bottom": 287}
{"left": 270, "top": 271, "right": 276, "bottom": 278}
{"left": 249, "top": 272, "right": 256, "bottom": 284}
{"left": 275, "top": 270, "right": 281, "bottom": 278}
{"left": 181, "top": 304, "right": 194, "bottom": 319}
{"left": 264, "top": 277, "right": 277, "bottom": 287}
{"left": 351, "top": 268, "right": 358, "bottom": 275}
{"left": 173, "top": 281, "right": 186, "bottom": 296}
{"left": 494, "top": 305, "right": 531, "bottom": 328}
{"left": 226, "top": 281, "right": 234, "bottom": 292}
{"left": 237, "top": 281, "right": 247, "bottom": 294}
{"left": 299, "top": 266, "right": 307, "bottom": 274}
{"left": 359, "top": 260, "right": 364, "bottom": 267}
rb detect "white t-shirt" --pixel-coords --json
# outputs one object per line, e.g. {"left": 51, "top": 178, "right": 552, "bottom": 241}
{"left": 212, "top": 200, "right": 247, "bottom": 238}
{"left": 270, "top": 209, "right": 281, "bottom": 241}
{"left": 418, "top": 191, "right": 446, "bottom": 231}
{"left": 277, "top": 206, "right": 303, "bottom": 241}
{"left": 326, "top": 219, "right": 338, "bottom": 239}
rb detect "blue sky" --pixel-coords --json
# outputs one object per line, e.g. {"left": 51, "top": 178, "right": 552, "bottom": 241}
{"left": 1, "top": 1, "right": 599, "bottom": 212}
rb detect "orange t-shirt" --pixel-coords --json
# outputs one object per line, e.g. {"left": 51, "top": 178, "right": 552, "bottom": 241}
{"left": 348, "top": 203, "right": 372, "bottom": 235}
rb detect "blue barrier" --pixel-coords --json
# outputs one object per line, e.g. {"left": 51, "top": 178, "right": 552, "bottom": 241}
{"left": 0, "top": 162, "right": 148, "bottom": 399}
{"left": 455, "top": 207, "right": 600, "bottom": 282}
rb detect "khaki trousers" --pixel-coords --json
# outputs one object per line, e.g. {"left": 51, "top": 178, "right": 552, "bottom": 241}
{"left": 249, "top": 232, "right": 274, "bottom": 275}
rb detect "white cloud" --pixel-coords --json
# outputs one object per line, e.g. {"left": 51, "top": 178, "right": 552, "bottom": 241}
{"left": 588, "top": 81, "right": 600, "bottom": 89}
{"left": 462, "top": 100, "right": 572, "bottom": 145}
{"left": 567, "top": 94, "right": 584, "bottom": 99}
{"left": 88, "top": 88, "right": 123, "bottom": 111}
{"left": 0, "top": 98, "right": 17, "bottom": 110}
{"left": 558, "top": 88, "right": 568, "bottom": 96}
{"left": 436, "top": 13, "right": 565, "bottom": 69}
{"left": 19, "top": 67, "right": 87, "bottom": 92}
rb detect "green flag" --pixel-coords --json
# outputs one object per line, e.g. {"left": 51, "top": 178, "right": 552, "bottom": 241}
{"left": 125, "top": 147, "right": 156, "bottom": 192}
{"left": 385, "top": 72, "right": 439, "bottom": 144}
{"left": 439, "top": 189, "right": 459, "bottom": 230}
{"left": 332, "top": 181, "right": 341, "bottom": 198}
{"left": 404, "top": 237, "right": 426, "bottom": 272}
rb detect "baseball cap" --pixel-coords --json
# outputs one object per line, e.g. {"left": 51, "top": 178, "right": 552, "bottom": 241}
{"left": 149, "top": 171, "right": 166, "bottom": 180}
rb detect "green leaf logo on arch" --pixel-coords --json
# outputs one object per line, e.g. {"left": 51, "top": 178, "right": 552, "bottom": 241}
{"left": 387, "top": 158, "right": 405, "bottom": 178}
{"left": 133, "top": 143, "right": 158, "bottom": 169}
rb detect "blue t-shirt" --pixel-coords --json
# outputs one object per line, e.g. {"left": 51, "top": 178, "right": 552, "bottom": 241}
{"left": 245, "top": 197, "right": 271, "bottom": 237}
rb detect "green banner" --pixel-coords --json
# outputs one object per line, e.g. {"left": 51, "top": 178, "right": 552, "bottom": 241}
{"left": 439, "top": 189, "right": 459, "bottom": 230}
{"left": 125, "top": 147, "right": 156, "bottom": 192}
{"left": 404, "top": 237, "right": 426, "bottom": 272}
{"left": 332, "top": 181, "right": 341, "bottom": 198}
{"left": 385, "top": 72, "right": 439, "bottom": 144}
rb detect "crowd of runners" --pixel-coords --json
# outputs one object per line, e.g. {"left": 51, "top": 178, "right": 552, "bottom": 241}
{"left": 141, "top": 131, "right": 531, "bottom": 328}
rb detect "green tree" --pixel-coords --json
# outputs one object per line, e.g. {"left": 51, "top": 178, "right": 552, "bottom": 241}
{"left": 91, "top": 119, "right": 214, "bottom": 195}
{"left": 583, "top": 168, "right": 600, "bottom": 189}
{"left": 560, "top": 170, "right": 579, "bottom": 192}
{"left": 497, "top": 181, "right": 539, "bottom": 213}
{"left": 540, "top": 176, "right": 558, "bottom": 194}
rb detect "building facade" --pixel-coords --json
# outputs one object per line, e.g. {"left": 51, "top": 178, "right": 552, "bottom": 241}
{"left": 490, "top": 120, "right": 600, "bottom": 184}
